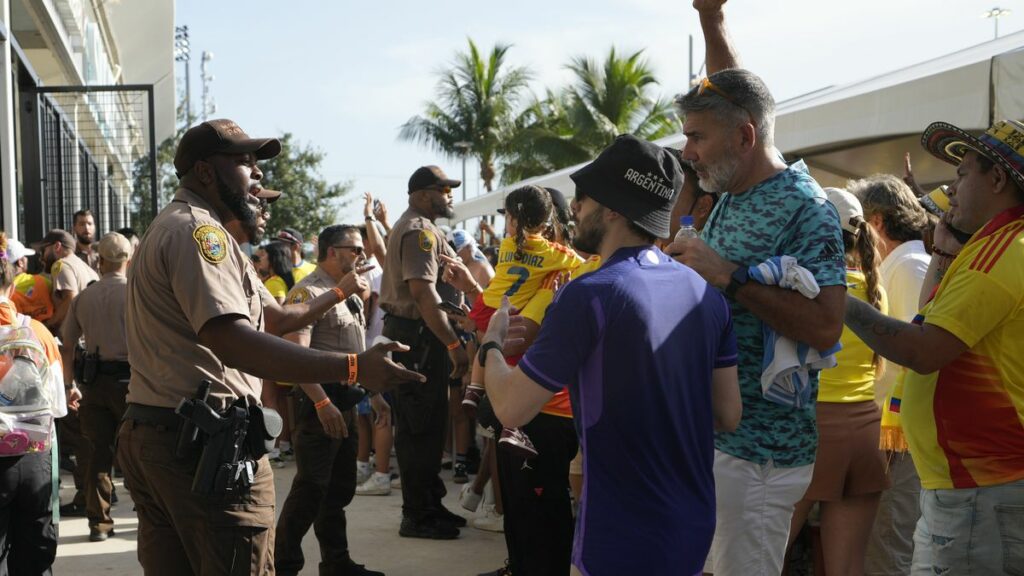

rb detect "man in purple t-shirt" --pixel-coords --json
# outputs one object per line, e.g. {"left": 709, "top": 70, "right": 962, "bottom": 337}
{"left": 478, "top": 135, "right": 741, "bottom": 576}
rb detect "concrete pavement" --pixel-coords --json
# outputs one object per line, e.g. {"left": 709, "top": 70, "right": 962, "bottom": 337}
{"left": 54, "top": 459, "right": 507, "bottom": 576}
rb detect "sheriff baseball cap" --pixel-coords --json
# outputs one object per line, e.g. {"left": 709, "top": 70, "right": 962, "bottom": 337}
{"left": 408, "top": 166, "right": 461, "bottom": 193}
{"left": 570, "top": 134, "right": 683, "bottom": 238}
{"left": 173, "top": 119, "right": 282, "bottom": 178}
{"left": 31, "top": 229, "right": 76, "bottom": 250}
{"left": 97, "top": 232, "right": 133, "bottom": 263}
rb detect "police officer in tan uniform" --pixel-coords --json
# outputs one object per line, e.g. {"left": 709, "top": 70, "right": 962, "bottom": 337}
{"left": 117, "top": 119, "right": 423, "bottom": 576}
{"left": 33, "top": 228, "right": 98, "bottom": 331}
{"left": 275, "top": 224, "right": 386, "bottom": 576}
{"left": 60, "top": 232, "right": 133, "bottom": 542}
{"left": 32, "top": 228, "right": 98, "bottom": 517}
{"left": 380, "top": 166, "right": 470, "bottom": 540}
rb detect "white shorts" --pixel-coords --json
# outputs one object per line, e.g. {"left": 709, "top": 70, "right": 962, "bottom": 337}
{"left": 704, "top": 450, "right": 814, "bottom": 575}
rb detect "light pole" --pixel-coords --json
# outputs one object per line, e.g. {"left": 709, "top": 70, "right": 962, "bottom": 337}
{"left": 983, "top": 7, "right": 1011, "bottom": 39}
{"left": 174, "top": 26, "right": 191, "bottom": 124}
{"left": 201, "top": 51, "right": 216, "bottom": 121}
{"left": 453, "top": 141, "right": 471, "bottom": 229}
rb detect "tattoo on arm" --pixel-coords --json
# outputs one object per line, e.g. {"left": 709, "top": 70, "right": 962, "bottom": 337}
{"left": 846, "top": 296, "right": 904, "bottom": 338}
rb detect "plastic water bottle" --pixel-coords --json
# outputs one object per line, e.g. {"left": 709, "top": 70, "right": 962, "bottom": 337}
{"left": 674, "top": 215, "right": 698, "bottom": 241}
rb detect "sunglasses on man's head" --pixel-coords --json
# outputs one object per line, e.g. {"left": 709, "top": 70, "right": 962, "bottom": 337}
{"left": 691, "top": 77, "right": 756, "bottom": 125}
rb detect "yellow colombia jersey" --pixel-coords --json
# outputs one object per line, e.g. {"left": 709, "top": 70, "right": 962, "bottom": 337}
{"left": 902, "top": 206, "right": 1024, "bottom": 490}
{"left": 483, "top": 235, "right": 582, "bottom": 310}
{"left": 264, "top": 275, "right": 289, "bottom": 300}
{"left": 294, "top": 260, "right": 316, "bottom": 282}
{"left": 520, "top": 255, "right": 602, "bottom": 326}
{"left": 819, "top": 269, "right": 888, "bottom": 403}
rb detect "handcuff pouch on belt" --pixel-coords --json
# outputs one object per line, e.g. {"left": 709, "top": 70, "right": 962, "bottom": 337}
{"left": 174, "top": 380, "right": 282, "bottom": 496}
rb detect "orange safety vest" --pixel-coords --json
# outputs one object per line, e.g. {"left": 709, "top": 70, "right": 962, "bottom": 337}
{"left": 11, "top": 273, "right": 54, "bottom": 323}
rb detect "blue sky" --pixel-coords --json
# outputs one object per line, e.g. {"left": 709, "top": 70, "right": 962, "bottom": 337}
{"left": 176, "top": 0, "right": 1023, "bottom": 226}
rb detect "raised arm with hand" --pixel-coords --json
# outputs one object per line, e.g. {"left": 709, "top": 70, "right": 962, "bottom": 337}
{"left": 693, "top": 0, "right": 740, "bottom": 74}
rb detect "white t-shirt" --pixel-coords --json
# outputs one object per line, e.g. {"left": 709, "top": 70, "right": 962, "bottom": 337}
{"left": 878, "top": 240, "right": 931, "bottom": 323}
{"left": 363, "top": 257, "right": 384, "bottom": 346}
{"left": 876, "top": 239, "right": 930, "bottom": 401}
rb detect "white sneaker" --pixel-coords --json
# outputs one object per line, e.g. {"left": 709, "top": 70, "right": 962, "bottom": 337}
{"left": 472, "top": 505, "right": 504, "bottom": 533}
{"left": 356, "top": 472, "right": 392, "bottom": 496}
{"left": 356, "top": 462, "right": 372, "bottom": 486}
{"left": 459, "top": 484, "right": 482, "bottom": 513}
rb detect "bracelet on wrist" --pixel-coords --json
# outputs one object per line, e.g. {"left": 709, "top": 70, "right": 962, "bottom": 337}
{"left": 314, "top": 397, "right": 332, "bottom": 411}
{"left": 365, "top": 216, "right": 375, "bottom": 222}
{"left": 332, "top": 287, "right": 346, "bottom": 302}
{"left": 347, "top": 354, "right": 358, "bottom": 385}
{"left": 446, "top": 340, "right": 462, "bottom": 351}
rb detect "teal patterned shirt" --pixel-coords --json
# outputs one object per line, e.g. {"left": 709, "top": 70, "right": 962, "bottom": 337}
{"left": 702, "top": 161, "right": 845, "bottom": 467}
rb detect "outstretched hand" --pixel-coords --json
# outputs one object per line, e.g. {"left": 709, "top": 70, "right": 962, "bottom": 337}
{"left": 357, "top": 341, "right": 426, "bottom": 392}
{"left": 440, "top": 254, "right": 478, "bottom": 293}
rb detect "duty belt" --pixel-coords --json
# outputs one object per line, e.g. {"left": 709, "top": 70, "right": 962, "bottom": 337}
{"left": 124, "top": 403, "right": 182, "bottom": 430}
{"left": 98, "top": 360, "right": 131, "bottom": 375}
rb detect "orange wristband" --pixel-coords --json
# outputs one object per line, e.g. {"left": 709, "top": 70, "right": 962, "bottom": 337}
{"left": 446, "top": 340, "right": 461, "bottom": 351}
{"left": 347, "top": 354, "right": 358, "bottom": 385}
{"left": 332, "top": 287, "right": 345, "bottom": 302}
{"left": 314, "top": 397, "right": 332, "bottom": 411}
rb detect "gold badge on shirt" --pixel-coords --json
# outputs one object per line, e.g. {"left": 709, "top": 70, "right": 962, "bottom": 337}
{"left": 287, "top": 287, "right": 311, "bottom": 305}
{"left": 193, "top": 225, "right": 228, "bottom": 264}
{"left": 418, "top": 230, "right": 435, "bottom": 253}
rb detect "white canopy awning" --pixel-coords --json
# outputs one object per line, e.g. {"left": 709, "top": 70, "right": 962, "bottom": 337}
{"left": 451, "top": 30, "right": 1024, "bottom": 223}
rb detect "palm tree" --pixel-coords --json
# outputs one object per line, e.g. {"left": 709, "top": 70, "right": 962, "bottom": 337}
{"left": 500, "top": 90, "right": 592, "bottom": 184}
{"left": 565, "top": 47, "right": 679, "bottom": 150}
{"left": 499, "top": 48, "right": 679, "bottom": 184}
{"left": 399, "top": 39, "right": 532, "bottom": 192}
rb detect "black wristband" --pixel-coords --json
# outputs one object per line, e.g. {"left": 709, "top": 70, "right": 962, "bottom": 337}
{"left": 477, "top": 341, "right": 503, "bottom": 367}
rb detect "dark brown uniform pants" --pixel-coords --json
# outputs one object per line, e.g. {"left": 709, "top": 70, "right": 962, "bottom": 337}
{"left": 383, "top": 317, "right": 450, "bottom": 522}
{"left": 79, "top": 370, "right": 129, "bottom": 533}
{"left": 116, "top": 414, "right": 275, "bottom": 576}
{"left": 274, "top": 396, "right": 357, "bottom": 576}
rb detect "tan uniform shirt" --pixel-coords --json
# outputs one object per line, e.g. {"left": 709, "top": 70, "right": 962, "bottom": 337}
{"left": 63, "top": 272, "right": 128, "bottom": 361}
{"left": 285, "top": 267, "right": 366, "bottom": 354}
{"left": 77, "top": 248, "right": 100, "bottom": 271}
{"left": 126, "top": 188, "right": 265, "bottom": 410}
{"left": 52, "top": 253, "right": 99, "bottom": 295}
{"left": 379, "top": 207, "right": 458, "bottom": 320}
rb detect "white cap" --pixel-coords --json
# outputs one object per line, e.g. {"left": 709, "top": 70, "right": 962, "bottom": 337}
{"left": 824, "top": 187, "right": 864, "bottom": 235}
{"left": 6, "top": 239, "right": 35, "bottom": 262}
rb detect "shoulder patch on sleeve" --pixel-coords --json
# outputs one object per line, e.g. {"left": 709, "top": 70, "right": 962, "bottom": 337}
{"left": 193, "top": 224, "right": 228, "bottom": 264}
{"left": 286, "top": 287, "right": 311, "bottom": 305}
{"left": 418, "top": 230, "right": 436, "bottom": 253}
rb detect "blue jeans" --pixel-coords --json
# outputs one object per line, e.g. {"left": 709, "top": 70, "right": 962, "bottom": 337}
{"left": 911, "top": 478, "right": 1024, "bottom": 575}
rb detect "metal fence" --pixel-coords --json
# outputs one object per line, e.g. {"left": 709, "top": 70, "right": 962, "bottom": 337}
{"left": 20, "top": 85, "right": 156, "bottom": 243}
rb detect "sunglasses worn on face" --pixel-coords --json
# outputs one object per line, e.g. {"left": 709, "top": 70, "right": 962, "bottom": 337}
{"left": 426, "top": 185, "right": 452, "bottom": 195}
{"left": 333, "top": 245, "right": 364, "bottom": 256}
{"left": 693, "top": 77, "right": 756, "bottom": 125}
